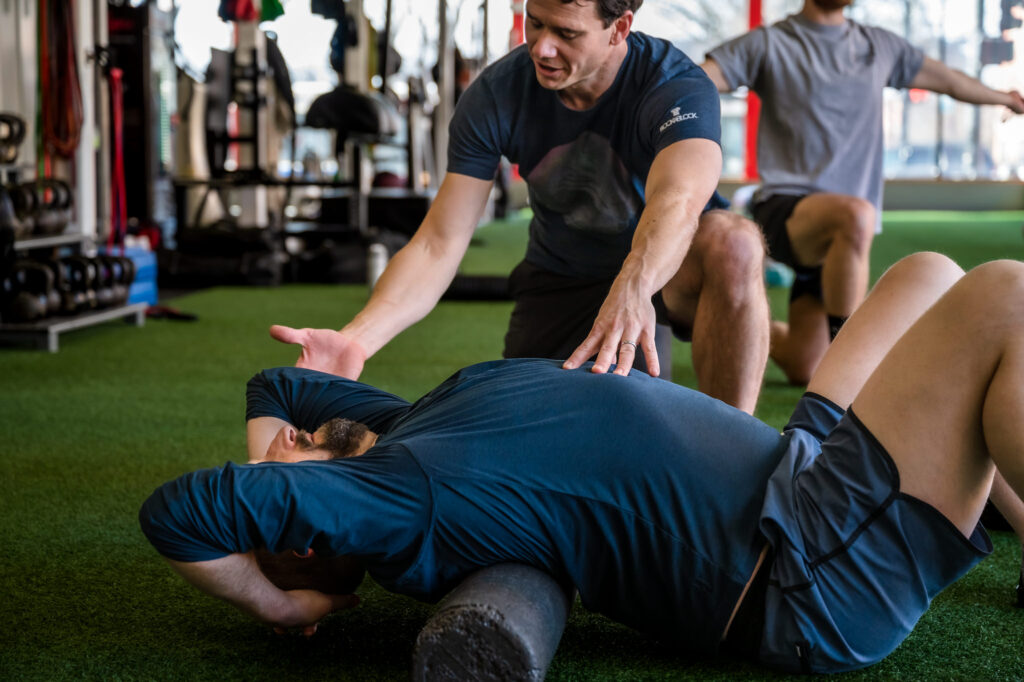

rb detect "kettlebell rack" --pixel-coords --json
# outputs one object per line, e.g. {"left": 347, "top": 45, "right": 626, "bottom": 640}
{"left": 0, "top": 299, "right": 146, "bottom": 353}
{"left": 2, "top": 161, "right": 147, "bottom": 352}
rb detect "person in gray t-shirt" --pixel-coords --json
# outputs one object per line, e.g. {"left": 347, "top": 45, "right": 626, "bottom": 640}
{"left": 702, "top": 0, "right": 1024, "bottom": 386}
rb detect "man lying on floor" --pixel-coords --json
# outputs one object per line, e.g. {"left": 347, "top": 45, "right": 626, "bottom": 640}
{"left": 140, "top": 253, "right": 1024, "bottom": 674}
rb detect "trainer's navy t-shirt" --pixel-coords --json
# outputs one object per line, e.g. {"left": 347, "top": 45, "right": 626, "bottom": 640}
{"left": 140, "top": 360, "right": 785, "bottom": 649}
{"left": 448, "top": 33, "right": 728, "bottom": 279}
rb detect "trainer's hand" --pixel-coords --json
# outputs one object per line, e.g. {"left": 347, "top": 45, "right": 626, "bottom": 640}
{"left": 271, "top": 590, "right": 360, "bottom": 637}
{"left": 562, "top": 279, "right": 659, "bottom": 377}
{"left": 269, "top": 325, "right": 368, "bottom": 380}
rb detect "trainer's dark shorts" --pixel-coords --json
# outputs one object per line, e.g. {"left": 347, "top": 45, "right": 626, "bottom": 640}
{"left": 754, "top": 393, "right": 992, "bottom": 673}
{"left": 503, "top": 260, "right": 687, "bottom": 375}
{"left": 751, "top": 193, "right": 823, "bottom": 302}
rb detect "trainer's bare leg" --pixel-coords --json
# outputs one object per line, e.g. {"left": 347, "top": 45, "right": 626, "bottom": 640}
{"left": 661, "top": 209, "right": 768, "bottom": 414}
{"left": 771, "top": 193, "right": 875, "bottom": 383}
{"left": 850, "top": 259, "right": 1024, "bottom": 537}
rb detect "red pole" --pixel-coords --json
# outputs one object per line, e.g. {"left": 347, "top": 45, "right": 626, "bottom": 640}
{"left": 744, "top": 0, "right": 762, "bottom": 181}
{"left": 510, "top": 1, "right": 524, "bottom": 48}
{"left": 509, "top": 1, "right": 525, "bottom": 180}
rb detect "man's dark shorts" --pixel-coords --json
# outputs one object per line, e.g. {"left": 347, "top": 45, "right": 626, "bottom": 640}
{"left": 753, "top": 393, "right": 992, "bottom": 673}
{"left": 502, "top": 260, "right": 686, "bottom": 375}
{"left": 751, "top": 193, "right": 823, "bottom": 302}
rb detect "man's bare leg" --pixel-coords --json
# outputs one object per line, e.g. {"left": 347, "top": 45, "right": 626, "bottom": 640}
{"left": 770, "top": 193, "right": 875, "bottom": 383}
{"left": 848, "top": 259, "right": 1024, "bottom": 537}
{"left": 806, "top": 251, "right": 965, "bottom": 408}
{"left": 805, "top": 252, "right": 1024, "bottom": 604}
{"left": 661, "top": 209, "right": 769, "bottom": 414}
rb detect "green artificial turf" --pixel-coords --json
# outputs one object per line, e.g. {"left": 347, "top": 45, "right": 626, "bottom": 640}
{"left": 1, "top": 210, "right": 1023, "bottom": 680}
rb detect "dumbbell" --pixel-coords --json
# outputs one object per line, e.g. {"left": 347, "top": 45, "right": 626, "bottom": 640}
{"left": 2, "top": 259, "right": 54, "bottom": 322}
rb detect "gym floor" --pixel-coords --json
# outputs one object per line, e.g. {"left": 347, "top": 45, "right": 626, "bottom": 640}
{"left": 1, "top": 210, "right": 1022, "bottom": 680}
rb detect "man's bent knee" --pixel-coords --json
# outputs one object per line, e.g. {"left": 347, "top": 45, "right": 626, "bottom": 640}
{"left": 828, "top": 196, "right": 875, "bottom": 250}
{"left": 964, "top": 259, "right": 1024, "bottom": 305}
{"left": 694, "top": 211, "right": 767, "bottom": 290}
{"left": 663, "top": 211, "right": 766, "bottom": 319}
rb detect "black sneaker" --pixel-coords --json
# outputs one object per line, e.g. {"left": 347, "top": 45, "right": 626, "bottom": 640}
{"left": 1017, "top": 568, "right": 1023, "bottom": 609}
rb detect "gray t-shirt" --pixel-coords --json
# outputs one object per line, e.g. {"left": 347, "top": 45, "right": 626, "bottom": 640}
{"left": 708, "top": 14, "right": 924, "bottom": 215}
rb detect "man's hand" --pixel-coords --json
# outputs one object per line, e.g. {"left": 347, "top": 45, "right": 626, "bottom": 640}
{"left": 271, "top": 589, "right": 360, "bottom": 637}
{"left": 270, "top": 325, "right": 368, "bottom": 380}
{"left": 562, "top": 276, "right": 659, "bottom": 377}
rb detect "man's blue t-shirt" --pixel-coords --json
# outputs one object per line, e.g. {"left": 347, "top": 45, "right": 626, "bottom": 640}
{"left": 448, "top": 33, "right": 727, "bottom": 279}
{"left": 140, "top": 360, "right": 785, "bottom": 649}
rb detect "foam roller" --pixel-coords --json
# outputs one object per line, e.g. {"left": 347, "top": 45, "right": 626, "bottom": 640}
{"left": 412, "top": 564, "right": 573, "bottom": 681}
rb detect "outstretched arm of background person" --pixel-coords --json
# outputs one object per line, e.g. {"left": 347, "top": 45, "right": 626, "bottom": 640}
{"left": 271, "top": 173, "right": 495, "bottom": 379}
{"left": 166, "top": 553, "right": 359, "bottom": 635}
{"left": 562, "top": 137, "right": 722, "bottom": 377}
{"left": 699, "top": 58, "right": 734, "bottom": 93}
{"left": 909, "top": 56, "right": 1024, "bottom": 114}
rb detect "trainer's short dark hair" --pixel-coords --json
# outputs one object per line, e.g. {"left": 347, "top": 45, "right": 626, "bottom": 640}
{"left": 563, "top": 0, "right": 642, "bottom": 27}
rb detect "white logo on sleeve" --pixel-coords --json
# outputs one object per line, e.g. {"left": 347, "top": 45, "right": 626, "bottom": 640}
{"left": 659, "top": 107, "right": 698, "bottom": 132}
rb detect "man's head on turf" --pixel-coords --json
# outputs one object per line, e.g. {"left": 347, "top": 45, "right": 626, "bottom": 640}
{"left": 258, "top": 418, "right": 378, "bottom": 464}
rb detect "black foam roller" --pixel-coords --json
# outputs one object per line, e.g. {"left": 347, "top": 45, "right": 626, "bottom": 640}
{"left": 412, "top": 564, "right": 572, "bottom": 681}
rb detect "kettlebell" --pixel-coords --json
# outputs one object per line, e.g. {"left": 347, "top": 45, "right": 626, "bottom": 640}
{"left": 102, "top": 255, "right": 128, "bottom": 306}
{"left": 63, "top": 255, "right": 97, "bottom": 311}
{"left": 6, "top": 183, "right": 35, "bottom": 239}
{"left": 27, "top": 179, "right": 71, "bottom": 237}
{"left": 57, "top": 257, "right": 87, "bottom": 313}
{"left": 0, "top": 186, "right": 27, "bottom": 242}
{"left": 91, "top": 256, "right": 116, "bottom": 308}
{"left": 0, "top": 113, "right": 26, "bottom": 165}
{"left": 4, "top": 260, "right": 53, "bottom": 322}
{"left": 38, "top": 258, "right": 66, "bottom": 315}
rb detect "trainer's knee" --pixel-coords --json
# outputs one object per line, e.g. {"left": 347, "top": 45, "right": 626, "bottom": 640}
{"left": 693, "top": 210, "right": 766, "bottom": 288}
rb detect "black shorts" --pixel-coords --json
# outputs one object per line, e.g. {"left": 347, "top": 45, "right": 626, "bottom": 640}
{"left": 502, "top": 260, "right": 681, "bottom": 376}
{"left": 751, "top": 193, "right": 823, "bottom": 302}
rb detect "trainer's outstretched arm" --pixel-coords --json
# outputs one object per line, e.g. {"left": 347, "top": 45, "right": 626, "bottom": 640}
{"left": 166, "top": 553, "right": 358, "bottom": 633}
{"left": 271, "top": 173, "right": 494, "bottom": 379}
{"left": 563, "top": 138, "right": 721, "bottom": 377}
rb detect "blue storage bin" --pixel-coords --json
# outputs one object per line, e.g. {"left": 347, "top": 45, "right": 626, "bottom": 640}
{"left": 101, "top": 246, "right": 158, "bottom": 306}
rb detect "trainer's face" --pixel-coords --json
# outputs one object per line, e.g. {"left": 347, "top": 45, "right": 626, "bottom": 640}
{"left": 525, "top": 0, "right": 630, "bottom": 96}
